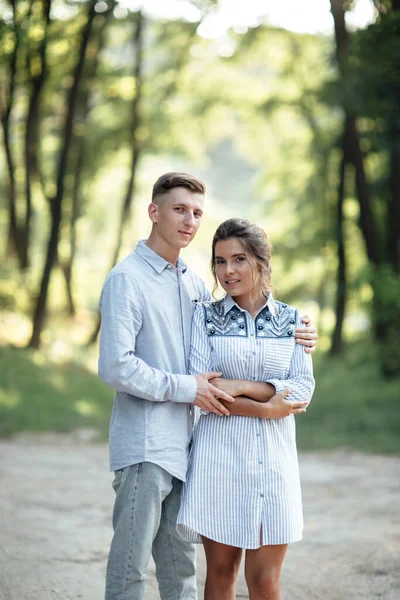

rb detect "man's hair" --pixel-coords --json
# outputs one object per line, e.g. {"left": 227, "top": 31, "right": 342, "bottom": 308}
{"left": 152, "top": 172, "right": 206, "bottom": 204}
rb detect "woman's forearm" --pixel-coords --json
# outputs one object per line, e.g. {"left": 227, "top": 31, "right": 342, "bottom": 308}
{"left": 239, "top": 381, "right": 276, "bottom": 402}
{"left": 220, "top": 396, "right": 269, "bottom": 418}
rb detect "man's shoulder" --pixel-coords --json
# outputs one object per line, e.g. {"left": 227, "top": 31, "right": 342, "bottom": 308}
{"left": 102, "top": 251, "right": 144, "bottom": 288}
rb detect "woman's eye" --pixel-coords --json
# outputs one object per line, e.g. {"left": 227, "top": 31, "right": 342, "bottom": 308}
{"left": 236, "top": 257, "right": 245, "bottom": 262}
{"left": 216, "top": 260, "right": 224, "bottom": 265}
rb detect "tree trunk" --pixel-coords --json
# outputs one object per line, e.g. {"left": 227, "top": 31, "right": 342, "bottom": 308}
{"left": 87, "top": 10, "right": 145, "bottom": 346}
{"left": 60, "top": 9, "right": 114, "bottom": 317}
{"left": 23, "top": 0, "right": 52, "bottom": 269}
{"left": 29, "top": 1, "right": 98, "bottom": 349}
{"left": 330, "top": 0, "right": 380, "bottom": 267}
{"left": 1, "top": 0, "right": 24, "bottom": 267}
{"left": 330, "top": 123, "right": 348, "bottom": 354}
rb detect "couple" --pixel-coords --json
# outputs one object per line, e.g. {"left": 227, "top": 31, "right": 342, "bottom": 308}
{"left": 98, "top": 172, "right": 316, "bottom": 600}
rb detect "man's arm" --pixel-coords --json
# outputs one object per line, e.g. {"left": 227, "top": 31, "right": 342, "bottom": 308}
{"left": 295, "top": 315, "right": 318, "bottom": 353}
{"left": 99, "top": 273, "right": 196, "bottom": 404}
{"left": 98, "top": 273, "right": 234, "bottom": 413}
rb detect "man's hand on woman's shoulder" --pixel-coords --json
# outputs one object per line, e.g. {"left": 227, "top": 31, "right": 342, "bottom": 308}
{"left": 295, "top": 315, "right": 318, "bottom": 353}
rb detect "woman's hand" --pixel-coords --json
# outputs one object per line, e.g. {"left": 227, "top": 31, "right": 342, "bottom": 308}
{"left": 264, "top": 388, "right": 308, "bottom": 419}
{"left": 209, "top": 377, "right": 245, "bottom": 398}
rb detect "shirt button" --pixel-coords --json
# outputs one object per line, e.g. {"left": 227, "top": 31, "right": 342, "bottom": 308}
{"left": 257, "top": 433, "right": 261, "bottom": 437}
{"left": 260, "top": 493, "right": 264, "bottom": 498}
{"left": 259, "top": 460, "right": 263, "bottom": 464}
{"left": 252, "top": 351, "right": 256, "bottom": 355}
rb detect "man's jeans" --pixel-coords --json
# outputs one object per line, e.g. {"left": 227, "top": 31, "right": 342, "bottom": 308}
{"left": 105, "top": 462, "right": 197, "bottom": 600}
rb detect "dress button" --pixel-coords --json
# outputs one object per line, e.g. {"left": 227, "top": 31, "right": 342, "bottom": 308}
{"left": 231, "top": 315, "right": 236, "bottom": 320}
{"left": 258, "top": 325, "right": 264, "bottom": 330}
{"left": 266, "top": 316, "right": 271, "bottom": 321}
{"left": 239, "top": 325, "right": 244, "bottom": 329}
{"left": 287, "top": 330, "right": 293, "bottom": 336}
{"left": 210, "top": 329, "right": 215, "bottom": 335}
{"left": 206, "top": 319, "right": 211, "bottom": 323}
{"left": 290, "top": 319, "right": 295, "bottom": 324}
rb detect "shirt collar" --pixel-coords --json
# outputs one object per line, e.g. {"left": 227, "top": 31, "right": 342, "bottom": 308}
{"left": 135, "top": 240, "right": 187, "bottom": 275}
{"left": 223, "top": 291, "right": 277, "bottom": 318}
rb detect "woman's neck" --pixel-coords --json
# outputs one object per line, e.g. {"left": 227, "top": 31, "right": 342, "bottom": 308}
{"left": 233, "top": 289, "right": 267, "bottom": 319}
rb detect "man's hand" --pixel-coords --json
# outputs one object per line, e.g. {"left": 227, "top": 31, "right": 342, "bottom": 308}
{"left": 265, "top": 388, "right": 308, "bottom": 419}
{"left": 194, "top": 372, "right": 235, "bottom": 416}
{"left": 295, "top": 314, "right": 318, "bottom": 353}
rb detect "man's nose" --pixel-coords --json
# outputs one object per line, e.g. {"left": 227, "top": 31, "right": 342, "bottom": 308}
{"left": 184, "top": 212, "right": 196, "bottom": 227}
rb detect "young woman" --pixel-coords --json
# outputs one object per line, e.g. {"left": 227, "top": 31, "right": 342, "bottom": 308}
{"left": 177, "top": 218, "right": 315, "bottom": 600}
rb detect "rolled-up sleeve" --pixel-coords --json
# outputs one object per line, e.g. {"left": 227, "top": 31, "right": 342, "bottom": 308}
{"left": 266, "top": 313, "right": 315, "bottom": 404}
{"left": 98, "top": 273, "right": 197, "bottom": 404}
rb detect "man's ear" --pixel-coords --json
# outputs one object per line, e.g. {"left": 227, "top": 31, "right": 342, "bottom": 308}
{"left": 148, "top": 202, "right": 159, "bottom": 224}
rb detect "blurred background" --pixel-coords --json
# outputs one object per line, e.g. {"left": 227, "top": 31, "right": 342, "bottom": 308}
{"left": 0, "top": 0, "right": 399, "bottom": 453}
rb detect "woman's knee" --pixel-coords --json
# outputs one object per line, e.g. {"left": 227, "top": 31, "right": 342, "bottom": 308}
{"left": 207, "top": 560, "right": 240, "bottom": 584}
{"left": 246, "top": 569, "right": 280, "bottom": 598}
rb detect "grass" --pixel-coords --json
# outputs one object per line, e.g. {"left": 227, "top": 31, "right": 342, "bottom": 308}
{"left": 0, "top": 342, "right": 399, "bottom": 453}
{"left": 0, "top": 345, "right": 112, "bottom": 439}
{"left": 296, "top": 341, "right": 400, "bottom": 454}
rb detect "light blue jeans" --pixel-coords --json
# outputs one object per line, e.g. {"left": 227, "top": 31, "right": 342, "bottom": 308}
{"left": 105, "top": 462, "right": 197, "bottom": 600}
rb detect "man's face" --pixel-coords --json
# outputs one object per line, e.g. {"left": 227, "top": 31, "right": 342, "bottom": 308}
{"left": 151, "top": 187, "right": 204, "bottom": 250}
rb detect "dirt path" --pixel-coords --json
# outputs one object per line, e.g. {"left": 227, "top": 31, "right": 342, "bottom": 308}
{"left": 0, "top": 432, "right": 399, "bottom": 600}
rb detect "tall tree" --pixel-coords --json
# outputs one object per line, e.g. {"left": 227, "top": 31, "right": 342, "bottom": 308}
{"left": 1, "top": 0, "right": 23, "bottom": 267}
{"left": 23, "top": 0, "right": 52, "bottom": 269}
{"left": 87, "top": 8, "right": 144, "bottom": 345}
{"left": 29, "top": 0, "right": 98, "bottom": 348}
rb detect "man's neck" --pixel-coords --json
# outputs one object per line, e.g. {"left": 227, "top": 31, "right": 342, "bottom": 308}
{"left": 145, "top": 233, "right": 180, "bottom": 266}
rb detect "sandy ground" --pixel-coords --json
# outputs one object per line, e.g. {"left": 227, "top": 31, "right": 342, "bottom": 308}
{"left": 0, "top": 432, "right": 399, "bottom": 600}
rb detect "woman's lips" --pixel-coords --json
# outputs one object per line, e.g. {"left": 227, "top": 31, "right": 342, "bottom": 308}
{"left": 225, "top": 279, "right": 240, "bottom": 286}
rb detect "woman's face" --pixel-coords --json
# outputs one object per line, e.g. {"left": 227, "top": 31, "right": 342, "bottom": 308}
{"left": 214, "top": 238, "right": 261, "bottom": 300}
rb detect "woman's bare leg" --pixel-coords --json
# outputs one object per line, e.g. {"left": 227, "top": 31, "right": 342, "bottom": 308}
{"left": 244, "top": 543, "right": 288, "bottom": 600}
{"left": 201, "top": 536, "right": 243, "bottom": 600}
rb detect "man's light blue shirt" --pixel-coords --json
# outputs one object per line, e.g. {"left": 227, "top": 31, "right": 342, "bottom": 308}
{"left": 98, "top": 240, "right": 210, "bottom": 481}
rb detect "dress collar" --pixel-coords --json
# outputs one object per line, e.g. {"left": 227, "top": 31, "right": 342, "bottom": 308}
{"left": 222, "top": 291, "right": 277, "bottom": 318}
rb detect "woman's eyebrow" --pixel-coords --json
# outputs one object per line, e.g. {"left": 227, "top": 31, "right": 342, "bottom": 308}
{"left": 215, "top": 253, "right": 246, "bottom": 259}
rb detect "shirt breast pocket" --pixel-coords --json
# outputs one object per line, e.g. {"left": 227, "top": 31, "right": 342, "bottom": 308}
{"left": 262, "top": 336, "right": 295, "bottom": 380}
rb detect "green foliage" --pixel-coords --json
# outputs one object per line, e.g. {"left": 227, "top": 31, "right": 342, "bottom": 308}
{"left": 372, "top": 264, "right": 400, "bottom": 376}
{"left": 0, "top": 346, "right": 111, "bottom": 438}
{"left": 296, "top": 341, "right": 400, "bottom": 454}
{"left": 0, "top": 343, "right": 398, "bottom": 454}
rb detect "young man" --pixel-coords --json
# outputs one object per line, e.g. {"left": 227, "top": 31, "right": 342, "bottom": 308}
{"left": 98, "top": 172, "right": 318, "bottom": 600}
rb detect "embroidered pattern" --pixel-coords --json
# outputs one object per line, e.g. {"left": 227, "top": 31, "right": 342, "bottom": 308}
{"left": 202, "top": 301, "right": 247, "bottom": 337}
{"left": 202, "top": 299, "right": 297, "bottom": 339}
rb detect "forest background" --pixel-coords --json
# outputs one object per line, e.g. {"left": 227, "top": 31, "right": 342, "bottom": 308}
{"left": 0, "top": 0, "right": 399, "bottom": 454}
